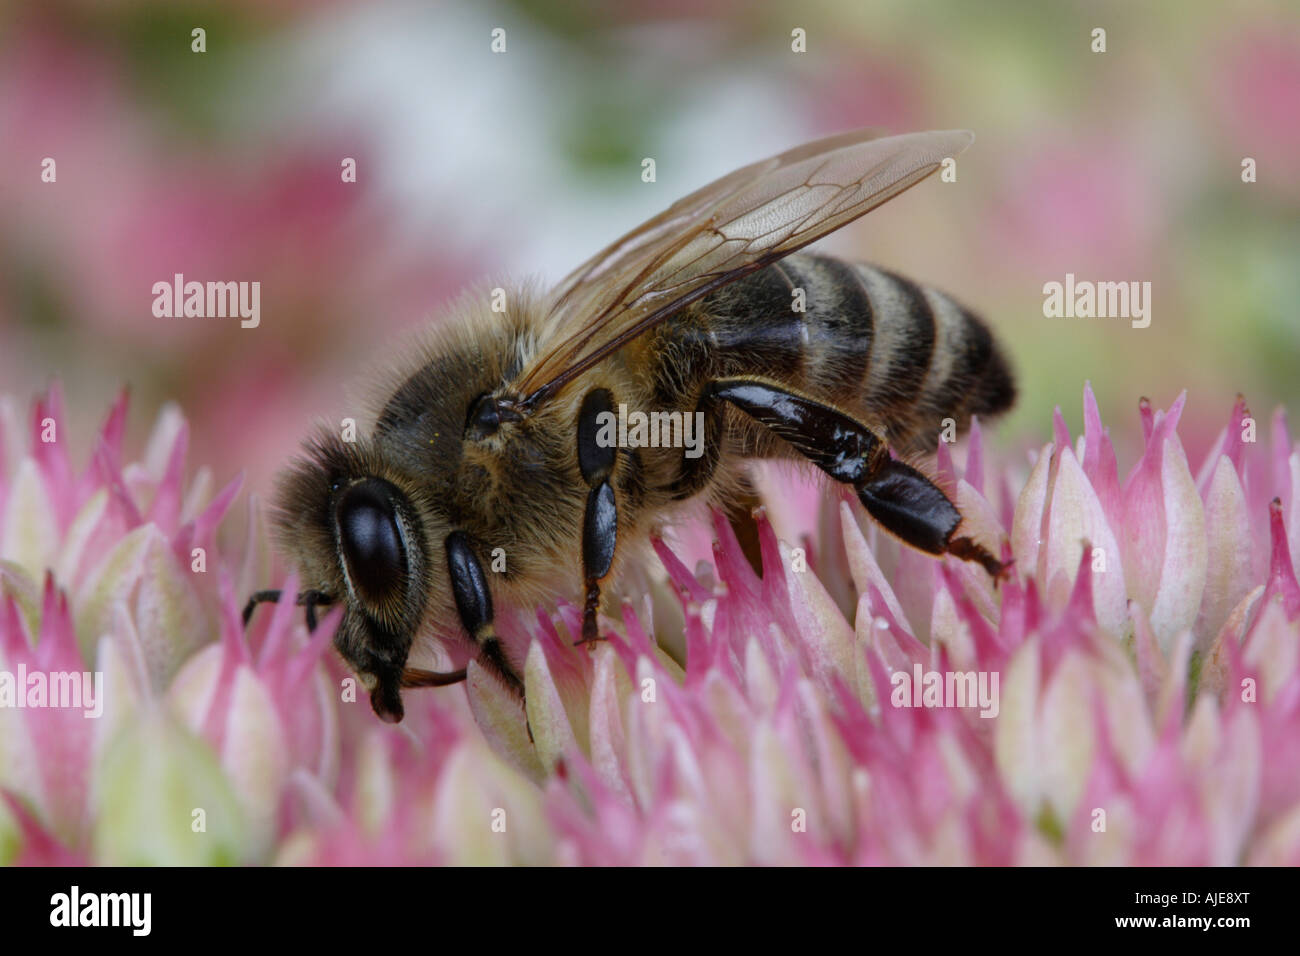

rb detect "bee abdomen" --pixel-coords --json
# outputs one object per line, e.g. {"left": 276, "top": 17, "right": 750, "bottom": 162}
{"left": 906, "top": 276, "right": 1015, "bottom": 449}
{"left": 847, "top": 261, "right": 1014, "bottom": 450}
{"left": 705, "top": 253, "right": 873, "bottom": 389}
{"left": 702, "top": 253, "right": 1014, "bottom": 452}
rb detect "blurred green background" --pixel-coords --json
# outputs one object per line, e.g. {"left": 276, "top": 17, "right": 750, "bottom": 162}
{"left": 2, "top": 0, "right": 1298, "bottom": 497}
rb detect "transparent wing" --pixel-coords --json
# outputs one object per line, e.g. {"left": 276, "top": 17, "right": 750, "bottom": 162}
{"left": 515, "top": 128, "right": 974, "bottom": 407}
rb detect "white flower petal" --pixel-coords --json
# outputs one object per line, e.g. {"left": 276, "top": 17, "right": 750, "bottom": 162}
{"left": 781, "top": 540, "right": 855, "bottom": 686}
{"left": 523, "top": 641, "right": 579, "bottom": 771}
{"left": 466, "top": 659, "right": 545, "bottom": 785}
{"left": 92, "top": 712, "right": 249, "bottom": 865}
{"left": 993, "top": 637, "right": 1041, "bottom": 813}
{"left": 1, "top": 459, "right": 58, "bottom": 582}
{"left": 587, "top": 645, "right": 632, "bottom": 800}
{"left": 1042, "top": 448, "right": 1126, "bottom": 634}
{"left": 1196, "top": 456, "right": 1255, "bottom": 649}
{"left": 1011, "top": 443, "right": 1053, "bottom": 575}
{"left": 1149, "top": 439, "right": 1207, "bottom": 648}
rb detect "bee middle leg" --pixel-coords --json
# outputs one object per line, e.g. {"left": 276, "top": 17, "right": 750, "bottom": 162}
{"left": 576, "top": 388, "right": 619, "bottom": 644}
{"left": 703, "top": 377, "right": 1004, "bottom": 577}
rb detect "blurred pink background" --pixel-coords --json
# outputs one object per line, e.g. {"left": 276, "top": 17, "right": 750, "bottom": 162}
{"left": 2, "top": 0, "right": 1298, "bottom": 525}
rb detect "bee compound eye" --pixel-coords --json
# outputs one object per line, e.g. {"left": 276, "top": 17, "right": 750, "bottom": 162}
{"left": 336, "top": 478, "right": 408, "bottom": 606}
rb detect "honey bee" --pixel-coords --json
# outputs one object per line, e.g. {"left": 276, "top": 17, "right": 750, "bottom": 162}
{"left": 245, "top": 129, "right": 1015, "bottom": 722}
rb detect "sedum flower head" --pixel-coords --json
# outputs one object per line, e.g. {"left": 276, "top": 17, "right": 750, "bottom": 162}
{"left": 2, "top": 382, "right": 1299, "bottom": 865}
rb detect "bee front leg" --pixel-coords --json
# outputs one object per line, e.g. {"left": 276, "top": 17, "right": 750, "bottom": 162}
{"left": 706, "top": 377, "right": 1004, "bottom": 577}
{"left": 576, "top": 388, "right": 619, "bottom": 644}
{"left": 445, "top": 531, "right": 524, "bottom": 694}
{"left": 241, "top": 588, "right": 333, "bottom": 631}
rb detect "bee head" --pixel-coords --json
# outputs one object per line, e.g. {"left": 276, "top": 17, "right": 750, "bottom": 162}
{"left": 269, "top": 429, "right": 435, "bottom": 723}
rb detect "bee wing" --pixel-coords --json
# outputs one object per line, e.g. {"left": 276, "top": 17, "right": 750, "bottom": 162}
{"left": 514, "top": 128, "right": 974, "bottom": 406}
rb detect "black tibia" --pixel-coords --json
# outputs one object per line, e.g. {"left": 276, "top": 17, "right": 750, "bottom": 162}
{"left": 577, "top": 388, "right": 619, "bottom": 644}
{"left": 708, "top": 377, "right": 1003, "bottom": 576}
{"left": 445, "top": 531, "right": 523, "bottom": 694}
{"left": 242, "top": 588, "right": 333, "bottom": 631}
{"left": 446, "top": 531, "right": 492, "bottom": 630}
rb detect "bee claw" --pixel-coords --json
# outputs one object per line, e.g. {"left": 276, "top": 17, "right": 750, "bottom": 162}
{"left": 945, "top": 535, "right": 1009, "bottom": 581}
{"left": 992, "top": 557, "right": 1016, "bottom": 588}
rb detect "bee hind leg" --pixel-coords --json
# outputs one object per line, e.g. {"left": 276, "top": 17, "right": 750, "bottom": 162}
{"left": 705, "top": 377, "right": 1004, "bottom": 578}
{"left": 856, "top": 457, "right": 1005, "bottom": 578}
